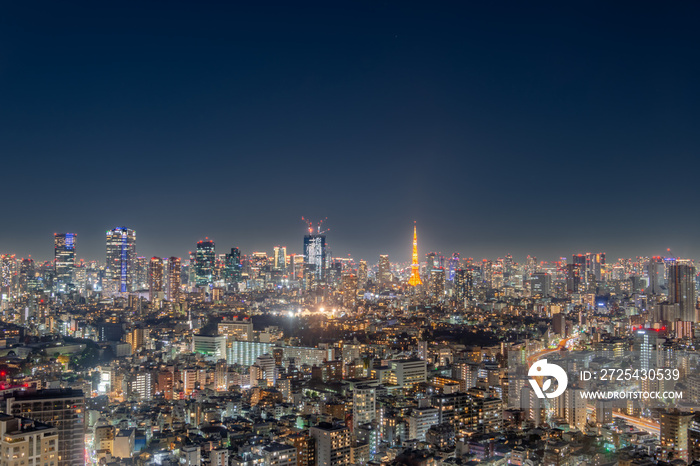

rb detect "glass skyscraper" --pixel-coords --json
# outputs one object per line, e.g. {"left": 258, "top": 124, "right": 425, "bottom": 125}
{"left": 105, "top": 227, "right": 136, "bottom": 294}
{"left": 53, "top": 233, "right": 76, "bottom": 292}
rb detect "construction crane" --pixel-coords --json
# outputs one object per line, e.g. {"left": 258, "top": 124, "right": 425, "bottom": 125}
{"left": 301, "top": 217, "right": 330, "bottom": 235}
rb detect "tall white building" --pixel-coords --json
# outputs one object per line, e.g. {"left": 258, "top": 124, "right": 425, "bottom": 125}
{"left": 353, "top": 385, "right": 376, "bottom": 426}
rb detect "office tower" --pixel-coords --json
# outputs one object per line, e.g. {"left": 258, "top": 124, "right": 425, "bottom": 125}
{"left": 448, "top": 252, "right": 460, "bottom": 281}
{"left": 454, "top": 268, "right": 472, "bottom": 303}
{"left": 309, "top": 423, "right": 351, "bottom": 466}
{"left": 378, "top": 255, "right": 391, "bottom": 285}
{"left": 53, "top": 233, "right": 76, "bottom": 292}
{"left": 341, "top": 273, "right": 358, "bottom": 308}
{"left": 2, "top": 389, "right": 85, "bottom": 466}
{"left": 429, "top": 268, "right": 445, "bottom": 298}
{"left": 18, "top": 258, "right": 35, "bottom": 294}
{"left": 0, "top": 415, "right": 59, "bottom": 466}
{"left": 565, "top": 263, "right": 581, "bottom": 293}
{"left": 195, "top": 238, "right": 215, "bottom": 287}
{"left": 589, "top": 252, "right": 606, "bottom": 281}
{"left": 408, "top": 223, "right": 422, "bottom": 286}
{"left": 274, "top": 246, "right": 287, "bottom": 271}
{"left": 648, "top": 256, "right": 665, "bottom": 295}
{"left": 0, "top": 254, "right": 15, "bottom": 296}
{"left": 572, "top": 254, "right": 586, "bottom": 280}
{"left": 358, "top": 260, "right": 368, "bottom": 286}
{"left": 526, "top": 255, "right": 537, "bottom": 275}
{"left": 530, "top": 272, "right": 551, "bottom": 298}
{"left": 481, "top": 260, "right": 493, "bottom": 287}
{"left": 303, "top": 234, "right": 326, "bottom": 281}
{"left": 223, "top": 247, "right": 242, "bottom": 286}
{"left": 669, "top": 262, "right": 697, "bottom": 322}
{"left": 353, "top": 385, "right": 376, "bottom": 426}
{"left": 426, "top": 252, "right": 438, "bottom": 272}
{"left": 105, "top": 227, "right": 136, "bottom": 293}
{"left": 553, "top": 314, "right": 566, "bottom": 336}
{"left": 167, "top": 257, "right": 181, "bottom": 302}
{"left": 149, "top": 257, "right": 164, "bottom": 301}
{"left": 660, "top": 410, "right": 694, "bottom": 462}
{"left": 135, "top": 256, "right": 148, "bottom": 290}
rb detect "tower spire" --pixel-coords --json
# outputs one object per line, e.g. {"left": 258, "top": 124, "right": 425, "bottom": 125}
{"left": 408, "top": 222, "right": 422, "bottom": 286}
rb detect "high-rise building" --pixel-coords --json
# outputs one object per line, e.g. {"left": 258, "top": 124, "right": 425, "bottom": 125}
{"left": 106, "top": 227, "right": 136, "bottom": 293}
{"left": 378, "top": 255, "right": 391, "bottom": 285}
{"left": 2, "top": 389, "right": 85, "bottom": 466}
{"left": 454, "top": 268, "right": 472, "bottom": 303}
{"left": 353, "top": 385, "right": 376, "bottom": 426}
{"left": 195, "top": 238, "right": 215, "bottom": 287}
{"left": 224, "top": 247, "right": 242, "bottom": 286}
{"left": 566, "top": 263, "right": 581, "bottom": 293}
{"left": 149, "top": 257, "right": 164, "bottom": 301}
{"left": 341, "top": 273, "right": 358, "bottom": 309}
{"left": 669, "top": 262, "right": 696, "bottom": 322}
{"left": 53, "top": 233, "right": 76, "bottom": 292}
{"left": 660, "top": 410, "right": 694, "bottom": 462}
{"left": 648, "top": 256, "right": 665, "bottom": 295}
{"left": 168, "top": 257, "right": 181, "bottom": 302}
{"left": 429, "top": 268, "right": 445, "bottom": 299}
{"left": 358, "top": 260, "right": 368, "bottom": 286}
{"left": 274, "top": 246, "right": 287, "bottom": 271}
{"left": 408, "top": 223, "right": 422, "bottom": 286}
{"left": 135, "top": 256, "right": 148, "bottom": 290}
{"left": 303, "top": 235, "right": 326, "bottom": 281}
{"left": 310, "top": 423, "right": 351, "bottom": 466}
{"left": 530, "top": 272, "right": 551, "bottom": 298}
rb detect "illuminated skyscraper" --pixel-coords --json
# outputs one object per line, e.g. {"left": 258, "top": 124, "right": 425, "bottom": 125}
{"left": 408, "top": 223, "right": 422, "bottom": 286}
{"left": 530, "top": 272, "right": 551, "bottom": 298}
{"left": 195, "top": 238, "right": 215, "bottom": 287}
{"left": 669, "top": 262, "right": 696, "bottom": 322}
{"left": 429, "top": 268, "right": 445, "bottom": 298}
{"left": 273, "top": 246, "right": 287, "bottom": 271}
{"left": 378, "top": 255, "right": 391, "bottom": 285}
{"left": 149, "top": 257, "right": 164, "bottom": 301}
{"left": 303, "top": 234, "right": 326, "bottom": 281}
{"left": 647, "top": 256, "right": 665, "bottom": 295}
{"left": 135, "top": 256, "right": 148, "bottom": 290}
{"left": 454, "top": 268, "right": 472, "bottom": 302}
{"left": 358, "top": 260, "right": 368, "bottom": 286}
{"left": 53, "top": 233, "right": 76, "bottom": 292}
{"left": 168, "top": 257, "right": 181, "bottom": 302}
{"left": 0, "top": 254, "right": 15, "bottom": 297}
{"left": 105, "top": 227, "right": 136, "bottom": 293}
{"left": 223, "top": 247, "right": 242, "bottom": 286}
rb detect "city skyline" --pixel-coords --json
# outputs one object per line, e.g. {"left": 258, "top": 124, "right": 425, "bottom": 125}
{"left": 0, "top": 223, "right": 694, "bottom": 266}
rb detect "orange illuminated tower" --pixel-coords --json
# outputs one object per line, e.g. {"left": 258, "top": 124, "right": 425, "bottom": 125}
{"left": 408, "top": 222, "right": 423, "bottom": 286}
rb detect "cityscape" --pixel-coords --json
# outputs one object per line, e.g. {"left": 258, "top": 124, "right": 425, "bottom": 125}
{"left": 2, "top": 2, "right": 700, "bottom": 466}
{"left": 0, "top": 223, "right": 699, "bottom": 465}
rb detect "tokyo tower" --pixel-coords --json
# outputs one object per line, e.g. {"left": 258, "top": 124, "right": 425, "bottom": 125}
{"left": 408, "top": 222, "right": 423, "bottom": 286}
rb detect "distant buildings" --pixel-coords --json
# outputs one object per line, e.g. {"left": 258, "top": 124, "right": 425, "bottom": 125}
{"left": 53, "top": 233, "right": 76, "bottom": 292}
{"left": 303, "top": 234, "right": 326, "bottom": 282}
{"left": 669, "top": 262, "right": 696, "bottom": 322}
{"left": 195, "top": 238, "right": 216, "bottom": 287}
{"left": 105, "top": 227, "right": 136, "bottom": 293}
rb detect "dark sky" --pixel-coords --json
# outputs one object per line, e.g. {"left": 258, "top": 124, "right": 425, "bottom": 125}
{"left": 1, "top": 1, "right": 699, "bottom": 264}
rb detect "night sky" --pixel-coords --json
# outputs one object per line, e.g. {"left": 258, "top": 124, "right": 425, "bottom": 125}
{"left": 1, "top": 2, "right": 699, "bottom": 264}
